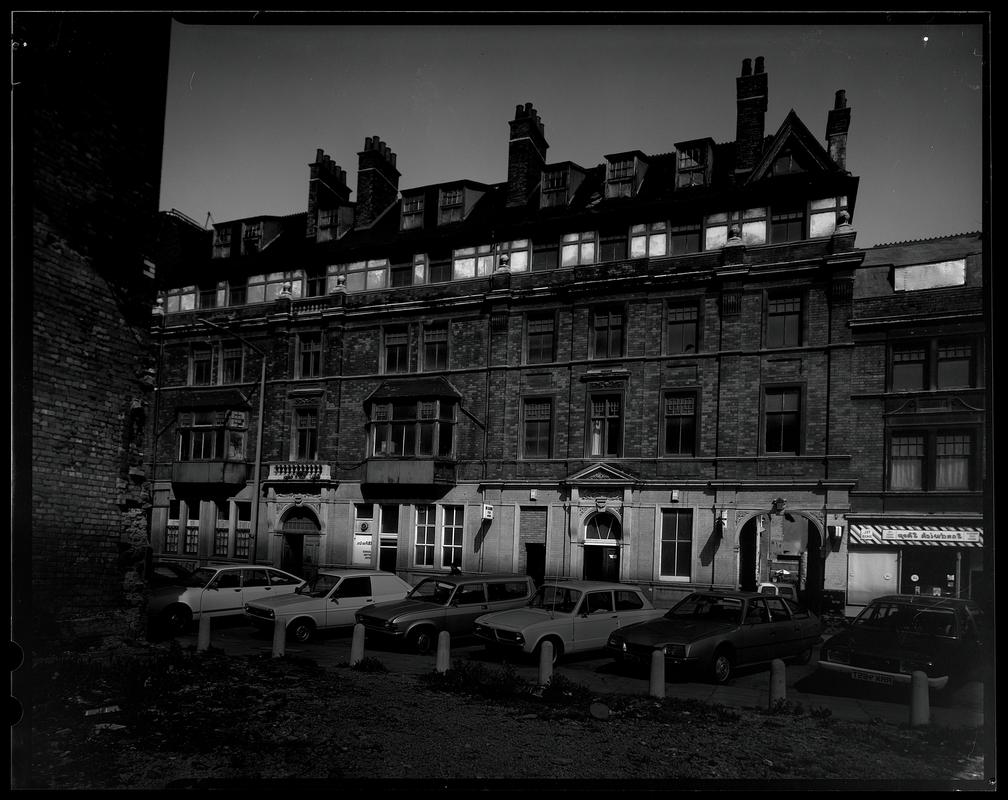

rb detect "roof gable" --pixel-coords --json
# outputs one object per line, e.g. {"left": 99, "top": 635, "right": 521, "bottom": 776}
{"left": 745, "top": 109, "right": 839, "bottom": 185}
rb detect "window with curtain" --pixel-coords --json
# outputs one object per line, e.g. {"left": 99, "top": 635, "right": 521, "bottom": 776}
{"left": 890, "top": 433, "right": 924, "bottom": 490}
{"left": 935, "top": 433, "right": 971, "bottom": 489}
{"left": 589, "top": 395, "right": 622, "bottom": 457}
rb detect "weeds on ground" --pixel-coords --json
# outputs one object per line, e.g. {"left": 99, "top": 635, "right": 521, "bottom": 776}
{"left": 349, "top": 656, "right": 388, "bottom": 673}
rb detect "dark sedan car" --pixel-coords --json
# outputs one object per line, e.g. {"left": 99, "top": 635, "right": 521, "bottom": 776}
{"left": 817, "top": 594, "right": 987, "bottom": 690}
{"left": 606, "top": 589, "right": 822, "bottom": 684}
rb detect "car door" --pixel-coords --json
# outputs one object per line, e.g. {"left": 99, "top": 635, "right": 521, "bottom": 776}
{"left": 572, "top": 591, "right": 619, "bottom": 652}
{"left": 201, "top": 570, "right": 243, "bottom": 615}
{"left": 240, "top": 568, "right": 274, "bottom": 607}
{"left": 614, "top": 589, "right": 659, "bottom": 627}
{"left": 763, "top": 596, "right": 802, "bottom": 658}
{"left": 326, "top": 576, "right": 373, "bottom": 628}
{"left": 738, "top": 598, "right": 777, "bottom": 664}
{"left": 445, "top": 582, "right": 488, "bottom": 636}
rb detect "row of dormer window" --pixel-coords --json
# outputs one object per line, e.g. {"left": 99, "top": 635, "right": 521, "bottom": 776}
{"left": 183, "top": 198, "right": 848, "bottom": 310}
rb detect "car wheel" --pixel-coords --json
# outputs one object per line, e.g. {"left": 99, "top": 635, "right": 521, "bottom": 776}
{"left": 710, "top": 648, "right": 733, "bottom": 684}
{"left": 536, "top": 637, "right": 563, "bottom": 666}
{"left": 163, "top": 605, "right": 192, "bottom": 635}
{"left": 789, "top": 646, "right": 813, "bottom": 666}
{"left": 411, "top": 626, "right": 438, "bottom": 655}
{"left": 288, "top": 618, "right": 315, "bottom": 644}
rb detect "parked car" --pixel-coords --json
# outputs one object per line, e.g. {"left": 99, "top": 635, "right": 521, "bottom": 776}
{"left": 355, "top": 573, "right": 536, "bottom": 653}
{"left": 148, "top": 561, "right": 194, "bottom": 588}
{"left": 817, "top": 594, "right": 988, "bottom": 690}
{"left": 148, "top": 564, "right": 305, "bottom": 633}
{"left": 473, "top": 580, "right": 665, "bottom": 665}
{"left": 244, "top": 569, "right": 412, "bottom": 643}
{"left": 757, "top": 582, "right": 798, "bottom": 602}
{"left": 606, "top": 589, "right": 823, "bottom": 684}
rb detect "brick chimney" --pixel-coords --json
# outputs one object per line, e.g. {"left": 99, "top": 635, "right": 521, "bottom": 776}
{"left": 306, "top": 148, "right": 351, "bottom": 238}
{"left": 734, "top": 56, "right": 768, "bottom": 177}
{"left": 507, "top": 102, "right": 549, "bottom": 207}
{"left": 826, "top": 89, "right": 852, "bottom": 171}
{"left": 355, "top": 136, "right": 400, "bottom": 228}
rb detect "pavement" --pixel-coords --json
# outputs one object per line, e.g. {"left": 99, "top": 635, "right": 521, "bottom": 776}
{"left": 175, "top": 619, "right": 986, "bottom": 731}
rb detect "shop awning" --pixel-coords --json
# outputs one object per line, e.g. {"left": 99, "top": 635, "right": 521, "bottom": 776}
{"left": 849, "top": 524, "right": 983, "bottom": 547}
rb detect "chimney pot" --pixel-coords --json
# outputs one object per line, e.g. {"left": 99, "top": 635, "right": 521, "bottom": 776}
{"left": 755, "top": 56, "right": 765, "bottom": 74}
{"left": 390, "top": 152, "right": 397, "bottom": 168}
{"left": 741, "top": 57, "right": 752, "bottom": 76}
{"left": 835, "top": 89, "right": 847, "bottom": 109}
{"left": 524, "top": 102, "right": 533, "bottom": 113}
{"left": 315, "top": 148, "right": 324, "bottom": 161}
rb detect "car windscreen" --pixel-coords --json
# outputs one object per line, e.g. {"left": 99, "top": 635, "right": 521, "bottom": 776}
{"left": 405, "top": 579, "right": 455, "bottom": 605}
{"left": 527, "top": 585, "right": 582, "bottom": 614}
{"left": 299, "top": 574, "right": 340, "bottom": 598}
{"left": 665, "top": 594, "right": 743, "bottom": 625}
{"left": 188, "top": 568, "right": 218, "bottom": 588}
{"left": 853, "top": 603, "right": 956, "bottom": 636}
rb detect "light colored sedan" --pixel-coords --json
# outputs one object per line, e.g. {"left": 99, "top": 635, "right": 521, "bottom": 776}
{"left": 245, "top": 569, "right": 412, "bottom": 643}
{"left": 473, "top": 580, "right": 665, "bottom": 665}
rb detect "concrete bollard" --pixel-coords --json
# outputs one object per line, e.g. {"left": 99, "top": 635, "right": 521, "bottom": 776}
{"left": 538, "top": 641, "right": 554, "bottom": 686}
{"left": 271, "top": 617, "right": 286, "bottom": 658}
{"left": 909, "top": 670, "right": 930, "bottom": 726}
{"left": 436, "top": 630, "right": 451, "bottom": 673}
{"left": 649, "top": 649, "right": 665, "bottom": 699}
{"left": 196, "top": 614, "right": 211, "bottom": 652}
{"left": 349, "top": 623, "right": 366, "bottom": 666}
{"left": 769, "top": 658, "right": 786, "bottom": 708}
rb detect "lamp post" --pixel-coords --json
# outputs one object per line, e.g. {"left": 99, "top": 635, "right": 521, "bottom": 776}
{"left": 197, "top": 316, "right": 266, "bottom": 565}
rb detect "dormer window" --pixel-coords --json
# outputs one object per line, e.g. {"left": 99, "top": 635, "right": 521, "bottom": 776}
{"left": 212, "top": 227, "right": 231, "bottom": 259}
{"left": 401, "top": 195, "right": 424, "bottom": 230}
{"left": 317, "top": 208, "right": 338, "bottom": 242}
{"left": 606, "top": 158, "right": 635, "bottom": 198}
{"left": 242, "top": 221, "right": 262, "bottom": 255}
{"left": 676, "top": 147, "right": 706, "bottom": 188}
{"left": 439, "top": 188, "right": 464, "bottom": 225}
{"left": 772, "top": 149, "right": 805, "bottom": 176}
{"left": 541, "top": 170, "right": 568, "bottom": 208}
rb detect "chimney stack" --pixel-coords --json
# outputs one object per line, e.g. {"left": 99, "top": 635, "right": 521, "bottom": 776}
{"left": 506, "top": 102, "right": 549, "bottom": 207}
{"left": 735, "top": 56, "right": 768, "bottom": 177}
{"left": 826, "top": 89, "right": 852, "bottom": 171}
{"left": 306, "top": 148, "right": 351, "bottom": 238}
{"left": 356, "top": 135, "right": 401, "bottom": 228}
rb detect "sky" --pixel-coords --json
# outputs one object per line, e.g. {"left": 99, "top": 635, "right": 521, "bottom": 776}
{"left": 158, "top": 17, "right": 985, "bottom": 249}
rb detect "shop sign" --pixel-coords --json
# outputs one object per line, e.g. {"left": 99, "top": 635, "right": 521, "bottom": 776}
{"left": 352, "top": 532, "right": 372, "bottom": 565}
{"left": 881, "top": 529, "right": 981, "bottom": 544}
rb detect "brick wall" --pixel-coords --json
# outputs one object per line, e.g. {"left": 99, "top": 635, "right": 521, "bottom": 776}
{"left": 16, "top": 13, "right": 171, "bottom": 651}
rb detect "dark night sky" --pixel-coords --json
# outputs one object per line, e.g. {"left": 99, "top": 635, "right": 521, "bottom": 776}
{"left": 158, "top": 18, "right": 984, "bottom": 248}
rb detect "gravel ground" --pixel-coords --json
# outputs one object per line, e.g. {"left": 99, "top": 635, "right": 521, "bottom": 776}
{"left": 22, "top": 642, "right": 988, "bottom": 789}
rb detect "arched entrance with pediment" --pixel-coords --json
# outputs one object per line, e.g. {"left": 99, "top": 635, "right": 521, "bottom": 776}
{"left": 583, "top": 512, "right": 621, "bottom": 582}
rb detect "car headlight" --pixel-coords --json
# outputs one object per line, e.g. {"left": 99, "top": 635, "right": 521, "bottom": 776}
{"left": 824, "top": 647, "right": 850, "bottom": 664}
{"left": 515, "top": 633, "right": 524, "bottom": 645}
{"left": 385, "top": 619, "right": 398, "bottom": 631}
{"left": 608, "top": 634, "right": 622, "bottom": 647}
{"left": 662, "top": 644, "right": 685, "bottom": 658}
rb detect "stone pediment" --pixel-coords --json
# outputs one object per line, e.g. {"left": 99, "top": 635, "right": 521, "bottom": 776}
{"left": 563, "top": 462, "right": 638, "bottom": 487}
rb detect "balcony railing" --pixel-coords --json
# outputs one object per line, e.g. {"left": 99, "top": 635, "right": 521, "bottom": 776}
{"left": 268, "top": 462, "right": 332, "bottom": 481}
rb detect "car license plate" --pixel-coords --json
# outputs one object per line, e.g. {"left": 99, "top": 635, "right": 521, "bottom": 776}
{"left": 850, "top": 670, "right": 894, "bottom": 686}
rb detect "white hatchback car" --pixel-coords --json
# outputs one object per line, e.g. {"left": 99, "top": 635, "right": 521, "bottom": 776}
{"left": 245, "top": 569, "right": 412, "bottom": 643}
{"left": 473, "top": 580, "right": 665, "bottom": 664}
{"left": 148, "top": 564, "right": 306, "bottom": 633}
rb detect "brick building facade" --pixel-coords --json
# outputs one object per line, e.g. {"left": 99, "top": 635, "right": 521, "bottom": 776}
{"left": 149, "top": 57, "right": 897, "bottom": 615}
{"left": 14, "top": 13, "right": 172, "bottom": 648}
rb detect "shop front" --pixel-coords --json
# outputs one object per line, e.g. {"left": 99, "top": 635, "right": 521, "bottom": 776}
{"left": 846, "top": 523, "right": 983, "bottom": 612}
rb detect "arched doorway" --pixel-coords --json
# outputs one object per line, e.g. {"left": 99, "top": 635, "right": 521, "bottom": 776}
{"left": 583, "top": 512, "right": 621, "bottom": 582}
{"left": 280, "top": 508, "right": 321, "bottom": 578}
{"left": 738, "top": 517, "right": 759, "bottom": 591}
